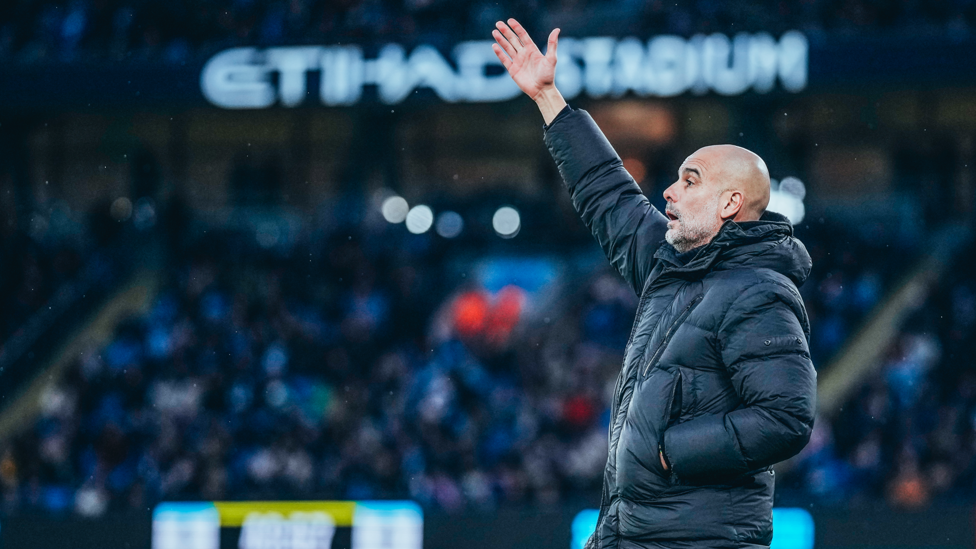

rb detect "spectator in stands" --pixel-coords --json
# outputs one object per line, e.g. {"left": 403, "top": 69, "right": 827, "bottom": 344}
{"left": 785, "top": 244, "right": 976, "bottom": 508}
{"left": 0, "top": 182, "right": 937, "bottom": 516}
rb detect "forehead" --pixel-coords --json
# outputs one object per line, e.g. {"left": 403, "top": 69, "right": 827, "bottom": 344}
{"left": 678, "top": 152, "right": 713, "bottom": 175}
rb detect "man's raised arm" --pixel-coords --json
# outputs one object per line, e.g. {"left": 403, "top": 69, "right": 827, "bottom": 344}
{"left": 492, "top": 19, "right": 669, "bottom": 295}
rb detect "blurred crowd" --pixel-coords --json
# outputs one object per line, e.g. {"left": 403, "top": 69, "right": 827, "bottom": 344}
{"left": 0, "top": 192, "right": 934, "bottom": 516}
{"left": 0, "top": 205, "right": 88, "bottom": 343}
{"left": 0, "top": 201, "right": 628, "bottom": 514}
{"left": 0, "top": 0, "right": 974, "bottom": 63}
{"left": 799, "top": 219, "right": 917, "bottom": 367}
{"left": 0, "top": 194, "right": 137, "bottom": 347}
{"left": 786, "top": 241, "right": 976, "bottom": 508}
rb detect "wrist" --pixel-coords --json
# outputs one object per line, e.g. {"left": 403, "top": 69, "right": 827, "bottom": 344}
{"left": 534, "top": 86, "right": 567, "bottom": 125}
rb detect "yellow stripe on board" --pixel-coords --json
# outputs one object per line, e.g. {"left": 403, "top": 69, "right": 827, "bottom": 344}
{"left": 213, "top": 501, "right": 357, "bottom": 527}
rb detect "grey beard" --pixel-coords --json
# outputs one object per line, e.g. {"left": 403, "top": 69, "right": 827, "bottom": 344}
{"left": 665, "top": 224, "right": 712, "bottom": 253}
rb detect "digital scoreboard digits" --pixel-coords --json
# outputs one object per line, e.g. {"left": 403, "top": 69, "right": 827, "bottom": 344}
{"left": 153, "top": 501, "right": 423, "bottom": 549}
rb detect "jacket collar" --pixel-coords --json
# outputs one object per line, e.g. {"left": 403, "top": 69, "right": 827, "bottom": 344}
{"left": 652, "top": 211, "right": 811, "bottom": 286}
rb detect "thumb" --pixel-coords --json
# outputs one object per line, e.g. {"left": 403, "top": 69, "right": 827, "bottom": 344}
{"left": 546, "top": 28, "right": 560, "bottom": 61}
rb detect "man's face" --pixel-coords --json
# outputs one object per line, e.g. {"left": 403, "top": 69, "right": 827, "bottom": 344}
{"left": 662, "top": 154, "right": 726, "bottom": 253}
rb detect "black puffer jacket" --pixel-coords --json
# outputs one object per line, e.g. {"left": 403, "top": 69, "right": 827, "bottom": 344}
{"left": 545, "top": 108, "right": 817, "bottom": 549}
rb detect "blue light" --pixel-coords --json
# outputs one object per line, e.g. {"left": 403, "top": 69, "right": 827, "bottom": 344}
{"left": 771, "top": 508, "right": 815, "bottom": 549}
{"left": 571, "top": 509, "right": 599, "bottom": 549}
{"left": 153, "top": 502, "right": 218, "bottom": 519}
{"left": 570, "top": 507, "right": 814, "bottom": 549}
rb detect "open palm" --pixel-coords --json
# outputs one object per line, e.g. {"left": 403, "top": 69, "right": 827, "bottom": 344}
{"left": 491, "top": 19, "right": 560, "bottom": 102}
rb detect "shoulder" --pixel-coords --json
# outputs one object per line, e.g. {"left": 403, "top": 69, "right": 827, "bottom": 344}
{"left": 707, "top": 267, "right": 802, "bottom": 302}
{"left": 701, "top": 268, "right": 807, "bottom": 329}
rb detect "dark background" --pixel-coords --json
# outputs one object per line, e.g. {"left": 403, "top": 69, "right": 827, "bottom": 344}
{"left": 1, "top": 0, "right": 976, "bottom": 547}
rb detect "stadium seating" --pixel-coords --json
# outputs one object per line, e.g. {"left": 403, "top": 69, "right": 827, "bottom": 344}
{"left": 0, "top": 198, "right": 932, "bottom": 515}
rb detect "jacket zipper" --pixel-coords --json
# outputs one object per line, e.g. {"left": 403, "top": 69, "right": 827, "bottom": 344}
{"left": 643, "top": 294, "right": 703, "bottom": 377}
{"left": 623, "top": 277, "right": 657, "bottom": 356}
{"left": 664, "top": 369, "right": 682, "bottom": 427}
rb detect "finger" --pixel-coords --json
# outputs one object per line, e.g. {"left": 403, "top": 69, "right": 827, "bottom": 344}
{"left": 492, "top": 29, "right": 518, "bottom": 59}
{"left": 508, "top": 18, "right": 537, "bottom": 50}
{"left": 545, "top": 28, "right": 559, "bottom": 60}
{"left": 496, "top": 21, "right": 522, "bottom": 52}
{"left": 491, "top": 43, "right": 513, "bottom": 69}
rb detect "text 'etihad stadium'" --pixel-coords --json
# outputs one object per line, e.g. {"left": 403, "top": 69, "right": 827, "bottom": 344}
{"left": 201, "top": 33, "right": 808, "bottom": 109}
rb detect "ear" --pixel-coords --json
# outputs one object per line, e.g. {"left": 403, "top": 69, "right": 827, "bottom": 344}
{"left": 720, "top": 190, "right": 744, "bottom": 221}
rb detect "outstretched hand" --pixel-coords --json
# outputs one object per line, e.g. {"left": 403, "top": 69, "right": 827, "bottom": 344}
{"left": 491, "top": 19, "right": 558, "bottom": 101}
{"left": 492, "top": 18, "right": 566, "bottom": 123}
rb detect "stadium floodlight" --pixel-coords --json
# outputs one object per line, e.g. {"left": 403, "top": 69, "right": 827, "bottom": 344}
{"left": 779, "top": 176, "right": 806, "bottom": 199}
{"left": 767, "top": 177, "right": 806, "bottom": 225}
{"left": 492, "top": 206, "right": 520, "bottom": 238}
{"left": 405, "top": 205, "right": 434, "bottom": 234}
{"left": 111, "top": 197, "right": 133, "bottom": 221}
{"left": 435, "top": 211, "right": 464, "bottom": 238}
{"left": 381, "top": 196, "right": 409, "bottom": 223}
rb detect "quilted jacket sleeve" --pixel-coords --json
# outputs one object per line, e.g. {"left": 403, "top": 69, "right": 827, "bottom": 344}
{"left": 544, "top": 109, "right": 669, "bottom": 296}
{"left": 662, "top": 281, "right": 817, "bottom": 483}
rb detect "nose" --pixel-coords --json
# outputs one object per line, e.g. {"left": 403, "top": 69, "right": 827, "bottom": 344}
{"left": 663, "top": 181, "right": 678, "bottom": 203}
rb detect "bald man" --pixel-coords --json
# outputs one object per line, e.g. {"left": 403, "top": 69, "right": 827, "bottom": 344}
{"left": 493, "top": 20, "right": 816, "bottom": 549}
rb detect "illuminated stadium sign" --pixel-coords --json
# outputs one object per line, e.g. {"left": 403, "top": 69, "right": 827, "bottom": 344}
{"left": 201, "top": 33, "right": 807, "bottom": 109}
{"left": 571, "top": 507, "right": 814, "bottom": 549}
{"left": 152, "top": 501, "right": 422, "bottom": 549}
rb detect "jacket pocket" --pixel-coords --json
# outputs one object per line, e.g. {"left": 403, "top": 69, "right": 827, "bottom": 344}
{"left": 616, "top": 368, "right": 680, "bottom": 501}
{"left": 659, "top": 369, "right": 681, "bottom": 484}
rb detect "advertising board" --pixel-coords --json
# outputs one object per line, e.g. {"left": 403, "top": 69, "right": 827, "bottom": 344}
{"left": 152, "top": 501, "right": 423, "bottom": 549}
